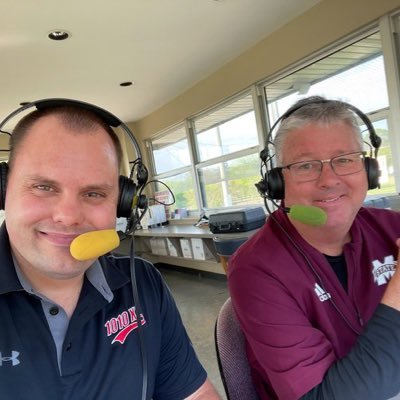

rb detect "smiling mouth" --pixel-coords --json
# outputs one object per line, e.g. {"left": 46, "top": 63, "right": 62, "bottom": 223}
{"left": 39, "top": 231, "right": 79, "bottom": 246}
{"left": 319, "top": 195, "right": 342, "bottom": 203}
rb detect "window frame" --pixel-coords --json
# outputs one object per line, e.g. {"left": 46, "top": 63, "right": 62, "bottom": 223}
{"left": 189, "top": 89, "right": 265, "bottom": 210}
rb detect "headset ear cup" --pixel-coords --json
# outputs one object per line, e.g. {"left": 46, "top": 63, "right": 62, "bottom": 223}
{"left": 117, "top": 176, "right": 137, "bottom": 218}
{"left": 364, "top": 157, "right": 380, "bottom": 190}
{"left": 0, "top": 162, "right": 8, "bottom": 210}
{"left": 267, "top": 168, "right": 285, "bottom": 200}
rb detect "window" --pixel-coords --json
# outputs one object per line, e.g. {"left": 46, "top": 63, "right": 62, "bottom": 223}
{"left": 198, "top": 153, "right": 261, "bottom": 208}
{"left": 195, "top": 103, "right": 258, "bottom": 162}
{"left": 265, "top": 32, "right": 387, "bottom": 124}
{"left": 155, "top": 172, "right": 197, "bottom": 210}
{"left": 362, "top": 116, "right": 394, "bottom": 194}
{"left": 192, "top": 93, "right": 262, "bottom": 209}
{"left": 150, "top": 124, "right": 190, "bottom": 175}
{"left": 147, "top": 124, "right": 197, "bottom": 212}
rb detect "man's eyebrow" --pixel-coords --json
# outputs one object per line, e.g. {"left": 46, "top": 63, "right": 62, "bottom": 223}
{"left": 287, "top": 149, "right": 353, "bottom": 162}
{"left": 283, "top": 152, "right": 315, "bottom": 164}
{"left": 82, "top": 183, "right": 115, "bottom": 192}
{"left": 25, "top": 175, "right": 115, "bottom": 191}
{"left": 25, "top": 175, "right": 58, "bottom": 185}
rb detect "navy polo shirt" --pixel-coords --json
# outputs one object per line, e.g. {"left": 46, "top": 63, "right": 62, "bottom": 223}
{"left": 0, "top": 225, "right": 206, "bottom": 399}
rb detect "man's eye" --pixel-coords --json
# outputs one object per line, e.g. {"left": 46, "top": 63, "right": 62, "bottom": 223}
{"left": 296, "top": 162, "right": 315, "bottom": 171}
{"left": 85, "top": 192, "right": 104, "bottom": 198}
{"left": 35, "top": 185, "right": 53, "bottom": 192}
{"left": 335, "top": 157, "right": 353, "bottom": 165}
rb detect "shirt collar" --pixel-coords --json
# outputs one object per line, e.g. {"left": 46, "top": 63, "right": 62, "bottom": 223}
{"left": 86, "top": 260, "right": 114, "bottom": 302}
{"left": 14, "top": 258, "right": 114, "bottom": 303}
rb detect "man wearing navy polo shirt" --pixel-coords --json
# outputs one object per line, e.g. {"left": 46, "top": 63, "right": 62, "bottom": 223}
{"left": 0, "top": 103, "right": 221, "bottom": 399}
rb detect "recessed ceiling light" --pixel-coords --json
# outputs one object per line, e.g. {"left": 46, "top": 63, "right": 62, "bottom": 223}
{"left": 120, "top": 81, "right": 133, "bottom": 87}
{"left": 48, "top": 30, "right": 70, "bottom": 41}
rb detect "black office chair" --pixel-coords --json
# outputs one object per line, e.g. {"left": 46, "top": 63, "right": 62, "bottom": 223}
{"left": 215, "top": 297, "right": 260, "bottom": 400}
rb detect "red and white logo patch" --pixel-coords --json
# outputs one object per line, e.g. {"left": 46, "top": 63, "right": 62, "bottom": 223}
{"left": 104, "top": 306, "right": 146, "bottom": 344}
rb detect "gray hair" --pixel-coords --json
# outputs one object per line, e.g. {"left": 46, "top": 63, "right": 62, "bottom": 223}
{"left": 273, "top": 96, "right": 364, "bottom": 166}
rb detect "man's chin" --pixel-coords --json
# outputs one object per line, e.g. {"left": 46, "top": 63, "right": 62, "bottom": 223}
{"left": 31, "top": 251, "right": 91, "bottom": 279}
{"left": 43, "top": 263, "right": 89, "bottom": 281}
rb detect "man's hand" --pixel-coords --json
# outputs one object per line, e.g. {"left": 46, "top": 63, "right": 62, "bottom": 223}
{"left": 381, "top": 238, "right": 400, "bottom": 311}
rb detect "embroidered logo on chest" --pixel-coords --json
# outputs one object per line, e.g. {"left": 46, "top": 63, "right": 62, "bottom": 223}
{"left": 0, "top": 351, "right": 20, "bottom": 367}
{"left": 314, "top": 283, "right": 331, "bottom": 302}
{"left": 372, "top": 255, "right": 397, "bottom": 286}
{"left": 104, "top": 306, "right": 146, "bottom": 344}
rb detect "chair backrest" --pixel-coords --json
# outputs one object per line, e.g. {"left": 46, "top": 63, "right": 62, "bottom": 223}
{"left": 215, "top": 297, "right": 260, "bottom": 400}
{"left": 212, "top": 236, "right": 247, "bottom": 257}
{"left": 212, "top": 237, "right": 247, "bottom": 273}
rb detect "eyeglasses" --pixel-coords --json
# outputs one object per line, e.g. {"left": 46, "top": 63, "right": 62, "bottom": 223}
{"left": 282, "top": 151, "right": 366, "bottom": 182}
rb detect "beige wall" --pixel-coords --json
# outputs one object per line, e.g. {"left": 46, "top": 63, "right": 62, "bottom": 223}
{"left": 131, "top": 0, "right": 400, "bottom": 142}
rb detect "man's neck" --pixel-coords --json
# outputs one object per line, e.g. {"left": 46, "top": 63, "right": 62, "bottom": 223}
{"left": 292, "top": 222, "right": 351, "bottom": 256}
{"left": 35, "top": 276, "right": 84, "bottom": 319}
{"left": 16, "top": 261, "right": 84, "bottom": 319}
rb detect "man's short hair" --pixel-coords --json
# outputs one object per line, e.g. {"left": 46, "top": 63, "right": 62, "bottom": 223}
{"left": 274, "top": 96, "right": 363, "bottom": 166}
{"left": 8, "top": 105, "right": 123, "bottom": 170}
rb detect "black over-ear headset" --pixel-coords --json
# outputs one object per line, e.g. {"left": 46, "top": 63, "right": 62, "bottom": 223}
{"left": 0, "top": 98, "right": 148, "bottom": 218}
{"left": 255, "top": 97, "right": 382, "bottom": 201}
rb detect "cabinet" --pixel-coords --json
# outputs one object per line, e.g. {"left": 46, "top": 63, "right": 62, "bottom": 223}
{"left": 117, "top": 224, "right": 259, "bottom": 275}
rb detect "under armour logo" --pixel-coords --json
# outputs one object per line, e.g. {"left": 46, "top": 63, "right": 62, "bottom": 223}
{"left": 0, "top": 351, "right": 20, "bottom": 366}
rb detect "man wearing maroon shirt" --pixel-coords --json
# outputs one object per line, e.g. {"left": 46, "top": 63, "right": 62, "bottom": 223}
{"left": 229, "top": 97, "right": 400, "bottom": 400}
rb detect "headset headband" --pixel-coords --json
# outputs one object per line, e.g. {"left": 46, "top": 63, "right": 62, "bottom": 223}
{"left": 0, "top": 98, "right": 142, "bottom": 159}
{"left": 267, "top": 98, "right": 382, "bottom": 156}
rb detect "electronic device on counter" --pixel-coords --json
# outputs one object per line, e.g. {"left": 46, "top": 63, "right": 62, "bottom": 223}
{"left": 209, "top": 206, "right": 266, "bottom": 233}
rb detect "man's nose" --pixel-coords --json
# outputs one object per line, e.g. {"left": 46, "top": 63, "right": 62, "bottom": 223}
{"left": 317, "top": 161, "right": 341, "bottom": 184}
{"left": 52, "top": 195, "right": 84, "bottom": 226}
